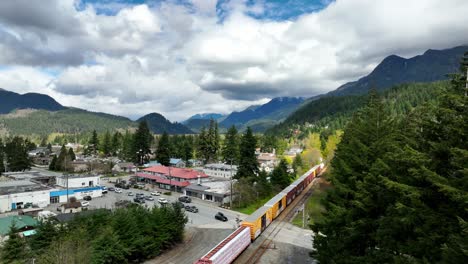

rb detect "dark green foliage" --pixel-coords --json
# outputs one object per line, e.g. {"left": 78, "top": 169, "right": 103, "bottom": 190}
{"left": 6, "top": 205, "right": 188, "bottom": 263}
{"left": 0, "top": 88, "right": 65, "bottom": 114}
{"left": 0, "top": 223, "right": 27, "bottom": 263}
{"left": 101, "top": 131, "right": 112, "bottom": 156}
{"left": 260, "top": 134, "right": 277, "bottom": 153}
{"left": 111, "top": 131, "right": 122, "bottom": 156}
{"left": 197, "top": 120, "right": 220, "bottom": 163}
{"left": 132, "top": 121, "right": 152, "bottom": 164}
{"left": 68, "top": 148, "right": 76, "bottom": 161}
{"left": 55, "top": 145, "right": 70, "bottom": 172}
{"left": 236, "top": 127, "right": 259, "bottom": 180}
{"left": 0, "top": 139, "right": 4, "bottom": 175}
{"left": 156, "top": 132, "right": 171, "bottom": 166}
{"left": 312, "top": 55, "right": 468, "bottom": 263}
{"left": 137, "top": 113, "right": 193, "bottom": 134}
{"left": 90, "top": 130, "right": 99, "bottom": 155}
{"left": 48, "top": 155, "right": 57, "bottom": 171}
{"left": 292, "top": 154, "right": 303, "bottom": 175}
{"left": 268, "top": 81, "right": 448, "bottom": 137}
{"left": 222, "top": 125, "right": 240, "bottom": 164}
{"left": 270, "top": 159, "right": 293, "bottom": 190}
{"left": 4, "top": 136, "right": 32, "bottom": 171}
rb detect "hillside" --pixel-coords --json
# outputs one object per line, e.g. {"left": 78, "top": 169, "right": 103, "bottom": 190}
{"left": 0, "top": 108, "right": 136, "bottom": 136}
{"left": 219, "top": 97, "right": 304, "bottom": 131}
{"left": 267, "top": 81, "right": 449, "bottom": 136}
{"left": 137, "top": 113, "right": 194, "bottom": 134}
{"left": 0, "top": 89, "right": 66, "bottom": 114}
{"left": 184, "top": 113, "right": 225, "bottom": 122}
{"left": 330, "top": 45, "right": 467, "bottom": 96}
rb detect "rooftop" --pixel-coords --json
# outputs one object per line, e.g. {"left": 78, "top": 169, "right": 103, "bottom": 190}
{"left": 142, "top": 165, "right": 208, "bottom": 180}
{"left": 0, "top": 215, "right": 38, "bottom": 236}
{"left": 204, "top": 163, "right": 238, "bottom": 170}
{"left": 57, "top": 174, "right": 101, "bottom": 179}
{"left": 0, "top": 180, "right": 54, "bottom": 195}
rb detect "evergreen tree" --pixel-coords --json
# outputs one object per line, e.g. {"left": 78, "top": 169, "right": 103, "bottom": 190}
{"left": 120, "top": 131, "right": 134, "bottom": 161}
{"left": 156, "top": 132, "right": 171, "bottom": 166}
{"left": 4, "top": 136, "right": 32, "bottom": 171}
{"left": 46, "top": 143, "right": 52, "bottom": 153}
{"left": 198, "top": 126, "right": 210, "bottom": 163}
{"left": 0, "top": 223, "right": 27, "bottom": 263}
{"left": 49, "top": 155, "right": 57, "bottom": 171}
{"left": 182, "top": 137, "right": 194, "bottom": 162}
{"left": 90, "top": 130, "right": 99, "bottom": 155}
{"left": 222, "top": 125, "right": 240, "bottom": 164}
{"left": 68, "top": 148, "right": 76, "bottom": 161}
{"left": 91, "top": 228, "right": 128, "bottom": 264}
{"left": 56, "top": 145, "right": 70, "bottom": 172}
{"left": 235, "top": 127, "right": 259, "bottom": 180}
{"left": 132, "top": 121, "right": 152, "bottom": 164}
{"left": 0, "top": 139, "right": 4, "bottom": 175}
{"left": 111, "top": 132, "right": 122, "bottom": 156}
{"left": 270, "top": 159, "right": 292, "bottom": 190}
{"left": 40, "top": 137, "right": 47, "bottom": 147}
{"left": 102, "top": 131, "right": 112, "bottom": 156}
{"left": 292, "top": 154, "right": 303, "bottom": 175}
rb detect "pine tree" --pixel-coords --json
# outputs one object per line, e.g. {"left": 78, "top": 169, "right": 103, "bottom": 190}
{"left": 198, "top": 126, "right": 210, "bottom": 164}
{"left": 111, "top": 132, "right": 122, "bottom": 156}
{"left": 91, "top": 227, "right": 128, "bottom": 264}
{"left": 270, "top": 159, "right": 292, "bottom": 190}
{"left": 49, "top": 155, "right": 57, "bottom": 171}
{"left": 0, "top": 139, "right": 4, "bottom": 175}
{"left": 156, "top": 132, "right": 171, "bottom": 166}
{"left": 222, "top": 125, "right": 240, "bottom": 164}
{"left": 56, "top": 145, "right": 70, "bottom": 172}
{"left": 68, "top": 148, "right": 76, "bottom": 161}
{"left": 132, "top": 121, "right": 152, "bottom": 164}
{"left": 182, "top": 137, "right": 193, "bottom": 162}
{"left": 102, "top": 131, "right": 112, "bottom": 156}
{"left": 90, "top": 130, "right": 99, "bottom": 155}
{"left": 0, "top": 223, "right": 27, "bottom": 263}
{"left": 4, "top": 136, "right": 32, "bottom": 172}
{"left": 292, "top": 154, "right": 303, "bottom": 175}
{"left": 235, "top": 127, "right": 259, "bottom": 180}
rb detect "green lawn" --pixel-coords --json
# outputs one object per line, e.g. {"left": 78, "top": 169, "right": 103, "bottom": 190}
{"left": 292, "top": 188, "right": 327, "bottom": 228}
{"left": 233, "top": 196, "right": 273, "bottom": 215}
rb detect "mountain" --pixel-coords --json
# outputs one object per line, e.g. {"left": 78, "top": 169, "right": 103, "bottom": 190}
{"left": 0, "top": 89, "right": 66, "bottom": 114}
{"left": 219, "top": 97, "right": 305, "bottom": 131}
{"left": 330, "top": 45, "right": 467, "bottom": 96}
{"left": 184, "top": 113, "right": 224, "bottom": 122}
{"left": 0, "top": 108, "right": 136, "bottom": 136}
{"left": 137, "top": 113, "right": 194, "bottom": 134}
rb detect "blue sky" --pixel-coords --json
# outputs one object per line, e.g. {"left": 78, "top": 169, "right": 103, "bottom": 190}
{"left": 79, "top": 0, "right": 333, "bottom": 20}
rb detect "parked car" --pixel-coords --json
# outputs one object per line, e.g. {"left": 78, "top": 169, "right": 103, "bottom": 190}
{"left": 122, "top": 184, "right": 130, "bottom": 190}
{"left": 102, "top": 189, "right": 108, "bottom": 194}
{"left": 81, "top": 201, "right": 90, "bottom": 207}
{"left": 186, "top": 205, "right": 198, "bottom": 213}
{"left": 215, "top": 212, "right": 228, "bottom": 222}
{"left": 83, "top": 196, "right": 92, "bottom": 201}
{"left": 127, "top": 192, "right": 134, "bottom": 196}
{"left": 178, "top": 196, "right": 192, "bottom": 203}
{"left": 133, "top": 198, "right": 145, "bottom": 204}
{"left": 145, "top": 196, "right": 154, "bottom": 201}
{"left": 158, "top": 198, "right": 168, "bottom": 204}
{"left": 136, "top": 193, "right": 145, "bottom": 198}
{"left": 115, "top": 188, "right": 122, "bottom": 193}
{"left": 151, "top": 191, "right": 161, "bottom": 196}
{"left": 108, "top": 187, "right": 115, "bottom": 191}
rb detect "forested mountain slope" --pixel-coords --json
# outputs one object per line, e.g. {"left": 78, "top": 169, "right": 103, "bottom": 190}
{"left": 0, "top": 89, "right": 66, "bottom": 114}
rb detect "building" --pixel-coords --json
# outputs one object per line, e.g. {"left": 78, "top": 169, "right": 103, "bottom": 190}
{"left": 112, "top": 162, "right": 136, "bottom": 173}
{"left": 203, "top": 163, "right": 238, "bottom": 179}
{"left": 284, "top": 146, "right": 303, "bottom": 157}
{"left": 59, "top": 201, "right": 82, "bottom": 214}
{"left": 188, "top": 159, "right": 203, "bottom": 167}
{"left": 56, "top": 174, "right": 101, "bottom": 188}
{"left": 0, "top": 215, "right": 38, "bottom": 238}
{"left": 257, "top": 152, "right": 278, "bottom": 173}
{"left": 184, "top": 179, "right": 231, "bottom": 205}
{"left": 135, "top": 165, "right": 208, "bottom": 192}
{"left": 0, "top": 180, "right": 57, "bottom": 213}
{"left": 170, "top": 158, "right": 186, "bottom": 168}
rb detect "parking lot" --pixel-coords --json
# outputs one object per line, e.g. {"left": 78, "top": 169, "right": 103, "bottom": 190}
{"left": 45, "top": 180, "right": 245, "bottom": 229}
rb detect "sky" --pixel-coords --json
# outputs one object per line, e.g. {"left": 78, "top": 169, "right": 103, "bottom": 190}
{"left": 0, "top": 0, "right": 468, "bottom": 121}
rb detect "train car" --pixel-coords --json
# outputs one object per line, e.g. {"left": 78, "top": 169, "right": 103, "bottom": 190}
{"left": 241, "top": 206, "right": 273, "bottom": 240}
{"left": 194, "top": 226, "right": 251, "bottom": 264}
{"left": 282, "top": 185, "right": 297, "bottom": 206}
{"left": 265, "top": 192, "right": 287, "bottom": 220}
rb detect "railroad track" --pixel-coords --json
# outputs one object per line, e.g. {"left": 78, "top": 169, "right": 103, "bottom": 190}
{"left": 241, "top": 173, "right": 323, "bottom": 264}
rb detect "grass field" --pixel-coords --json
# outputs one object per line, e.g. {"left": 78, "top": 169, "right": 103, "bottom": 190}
{"left": 292, "top": 182, "right": 328, "bottom": 228}
{"left": 233, "top": 196, "right": 273, "bottom": 215}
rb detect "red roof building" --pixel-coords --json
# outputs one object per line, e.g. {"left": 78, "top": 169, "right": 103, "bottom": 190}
{"left": 135, "top": 165, "right": 208, "bottom": 192}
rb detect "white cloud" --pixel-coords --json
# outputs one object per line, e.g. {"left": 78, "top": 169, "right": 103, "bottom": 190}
{"left": 0, "top": 0, "right": 468, "bottom": 121}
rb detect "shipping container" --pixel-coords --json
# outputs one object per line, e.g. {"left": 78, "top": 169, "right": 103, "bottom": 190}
{"left": 265, "top": 192, "right": 287, "bottom": 219}
{"left": 242, "top": 206, "right": 273, "bottom": 240}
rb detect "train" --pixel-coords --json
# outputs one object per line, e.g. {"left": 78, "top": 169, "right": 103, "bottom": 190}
{"left": 194, "top": 163, "right": 324, "bottom": 264}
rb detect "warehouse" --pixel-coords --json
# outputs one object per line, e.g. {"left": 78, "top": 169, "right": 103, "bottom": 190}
{"left": 0, "top": 180, "right": 57, "bottom": 213}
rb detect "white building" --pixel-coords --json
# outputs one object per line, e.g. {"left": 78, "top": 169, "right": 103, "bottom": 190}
{"left": 56, "top": 174, "right": 101, "bottom": 188}
{"left": 203, "top": 163, "right": 238, "bottom": 179}
{"left": 184, "top": 179, "right": 232, "bottom": 204}
{"left": 0, "top": 180, "right": 57, "bottom": 213}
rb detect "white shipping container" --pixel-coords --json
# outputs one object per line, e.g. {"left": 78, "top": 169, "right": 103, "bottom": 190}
{"left": 201, "top": 226, "right": 251, "bottom": 264}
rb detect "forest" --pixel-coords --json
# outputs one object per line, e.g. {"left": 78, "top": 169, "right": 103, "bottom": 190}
{"left": 311, "top": 54, "right": 468, "bottom": 263}
{"left": 1, "top": 203, "right": 187, "bottom": 264}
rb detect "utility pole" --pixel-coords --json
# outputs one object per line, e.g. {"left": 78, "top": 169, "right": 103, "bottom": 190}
{"left": 302, "top": 203, "right": 305, "bottom": 229}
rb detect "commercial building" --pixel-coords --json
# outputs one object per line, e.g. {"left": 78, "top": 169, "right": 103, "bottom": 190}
{"left": 56, "top": 174, "right": 101, "bottom": 188}
{"left": 135, "top": 165, "right": 208, "bottom": 192}
{"left": 203, "top": 163, "right": 238, "bottom": 179}
{"left": 0, "top": 180, "right": 57, "bottom": 213}
{"left": 184, "top": 179, "right": 231, "bottom": 205}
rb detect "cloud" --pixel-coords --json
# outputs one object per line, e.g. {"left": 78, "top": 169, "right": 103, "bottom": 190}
{"left": 0, "top": 0, "right": 468, "bottom": 121}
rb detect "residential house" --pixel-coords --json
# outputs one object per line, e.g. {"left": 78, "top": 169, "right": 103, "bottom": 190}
{"left": 60, "top": 201, "right": 82, "bottom": 214}
{"left": 257, "top": 152, "right": 278, "bottom": 173}
{"left": 203, "top": 163, "right": 238, "bottom": 179}
{"left": 170, "top": 158, "right": 186, "bottom": 168}
{"left": 112, "top": 162, "right": 136, "bottom": 173}
{"left": 188, "top": 159, "right": 203, "bottom": 167}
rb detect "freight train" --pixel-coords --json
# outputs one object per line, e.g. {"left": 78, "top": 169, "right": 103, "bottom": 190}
{"left": 195, "top": 163, "right": 324, "bottom": 264}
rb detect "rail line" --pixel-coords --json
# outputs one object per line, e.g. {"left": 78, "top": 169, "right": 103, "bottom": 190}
{"left": 239, "top": 173, "right": 322, "bottom": 264}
